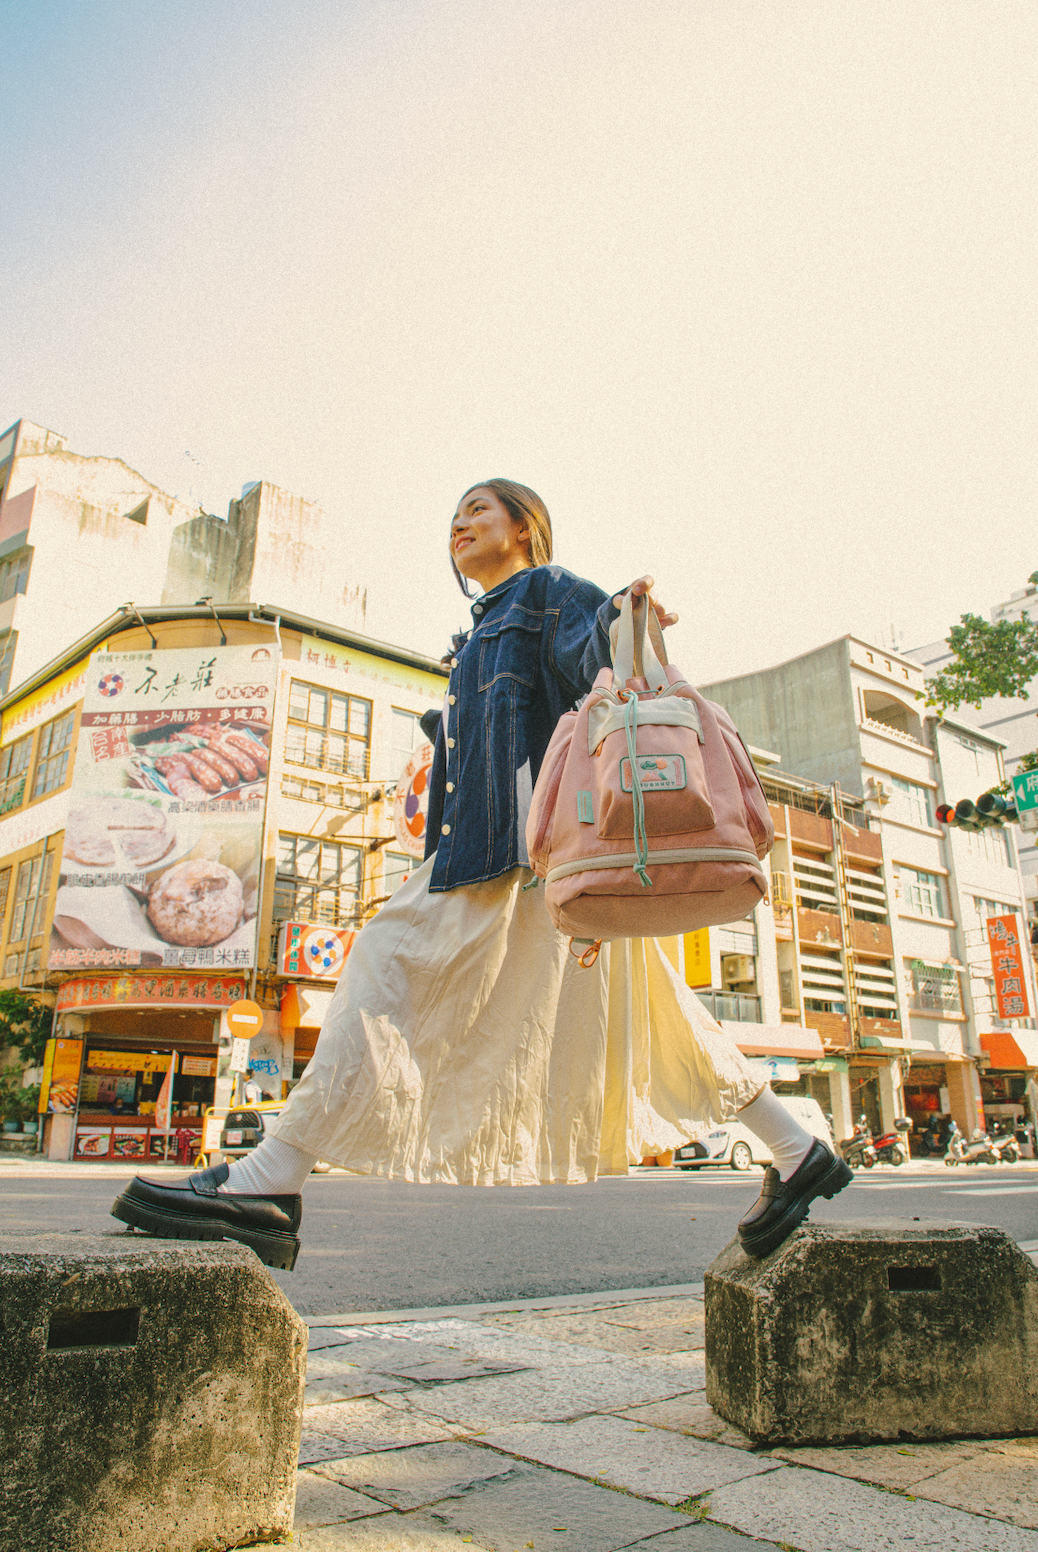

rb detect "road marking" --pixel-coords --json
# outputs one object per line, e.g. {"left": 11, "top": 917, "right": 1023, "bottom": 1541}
{"left": 944, "top": 1186, "right": 1038, "bottom": 1196}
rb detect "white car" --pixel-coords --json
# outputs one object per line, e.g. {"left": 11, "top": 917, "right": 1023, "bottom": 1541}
{"left": 673, "top": 1097, "right": 833, "bottom": 1172}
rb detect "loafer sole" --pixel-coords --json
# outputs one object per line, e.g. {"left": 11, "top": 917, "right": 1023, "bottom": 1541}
{"left": 739, "top": 1152, "right": 854, "bottom": 1259}
{"left": 111, "top": 1191, "right": 300, "bottom": 1271}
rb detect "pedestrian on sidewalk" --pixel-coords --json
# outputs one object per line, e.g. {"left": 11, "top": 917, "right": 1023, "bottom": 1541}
{"left": 113, "top": 479, "right": 851, "bottom": 1267}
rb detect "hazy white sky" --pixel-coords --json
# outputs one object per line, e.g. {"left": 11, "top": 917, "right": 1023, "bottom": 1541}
{"left": 2, "top": 0, "right": 1035, "bottom": 681}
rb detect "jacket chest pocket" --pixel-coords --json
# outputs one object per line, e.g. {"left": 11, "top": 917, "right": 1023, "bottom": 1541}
{"left": 477, "top": 617, "right": 542, "bottom": 691}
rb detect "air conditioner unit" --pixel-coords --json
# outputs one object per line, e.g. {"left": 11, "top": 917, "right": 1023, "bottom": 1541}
{"left": 723, "top": 955, "right": 755, "bottom": 984}
{"left": 865, "top": 778, "right": 891, "bottom": 805}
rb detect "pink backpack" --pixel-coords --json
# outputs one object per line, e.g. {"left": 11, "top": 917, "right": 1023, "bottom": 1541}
{"left": 526, "top": 593, "right": 774, "bottom": 947}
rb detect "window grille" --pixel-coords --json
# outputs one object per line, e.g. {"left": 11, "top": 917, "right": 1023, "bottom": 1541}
{"left": 31, "top": 710, "right": 76, "bottom": 799}
{"left": 284, "top": 680, "right": 371, "bottom": 782}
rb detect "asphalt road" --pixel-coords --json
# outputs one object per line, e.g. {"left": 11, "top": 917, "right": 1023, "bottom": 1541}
{"left": 2, "top": 1159, "right": 1037, "bottom": 1317}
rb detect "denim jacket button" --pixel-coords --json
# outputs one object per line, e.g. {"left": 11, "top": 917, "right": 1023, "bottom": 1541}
{"left": 472, "top": 604, "right": 483, "bottom": 614}
{"left": 450, "top": 658, "right": 458, "bottom": 667}
{"left": 447, "top": 737, "right": 456, "bottom": 748}
{"left": 441, "top": 824, "right": 451, "bottom": 835}
{"left": 448, "top": 695, "right": 456, "bottom": 705}
{"left": 446, "top": 782, "right": 455, "bottom": 792}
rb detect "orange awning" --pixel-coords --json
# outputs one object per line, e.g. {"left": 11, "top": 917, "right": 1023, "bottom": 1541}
{"left": 980, "top": 1031, "right": 1038, "bottom": 1070}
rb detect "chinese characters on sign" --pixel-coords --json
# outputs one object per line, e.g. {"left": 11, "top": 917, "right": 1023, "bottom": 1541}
{"left": 986, "top": 914, "right": 1031, "bottom": 1020}
{"left": 49, "top": 644, "right": 276, "bottom": 972}
{"left": 55, "top": 974, "right": 249, "bottom": 1011}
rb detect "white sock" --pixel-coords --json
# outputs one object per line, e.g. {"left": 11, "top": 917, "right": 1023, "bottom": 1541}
{"left": 737, "top": 1086, "right": 817, "bottom": 1182}
{"left": 217, "top": 1136, "right": 318, "bottom": 1196}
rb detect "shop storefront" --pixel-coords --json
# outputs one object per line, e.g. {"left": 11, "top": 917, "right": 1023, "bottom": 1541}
{"left": 979, "top": 1029, "right": 1038, "bottom": 1143}
{"left": 43, "top": 972, "right": 248, "bottom": 1161}
{"left": 280, "top": 981, "right": 336, "bottom": 1083}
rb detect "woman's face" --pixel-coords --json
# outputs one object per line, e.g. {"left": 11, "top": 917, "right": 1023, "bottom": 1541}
{"left": 450, "top": 486, "right": 529, "bottom": 590}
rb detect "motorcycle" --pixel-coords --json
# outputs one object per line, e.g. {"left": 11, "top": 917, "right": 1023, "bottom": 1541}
{"left": 840, "top": 1115, "right": 877, "bottom": 1170}
{"left": 944, "top": 1123, "right": 999, "bottom": 1166}
{"left": 840, "top": 1130, "right": 877, "bottom": 1169}
{"left": 988, "top": 1131, "right": 1021, "bottom": 1164}
{"left": 872, "top": 1115, "right": 913, "bottom": 1166}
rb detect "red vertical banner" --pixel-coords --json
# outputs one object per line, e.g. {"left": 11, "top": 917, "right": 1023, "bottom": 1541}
{"left": 986, "top": 915, "right": 1030, "bottom": 1019}
{"left": 153, "top": 1052, "right": 178, "bottom": 1131}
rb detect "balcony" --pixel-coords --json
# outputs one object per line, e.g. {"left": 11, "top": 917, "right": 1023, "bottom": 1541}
{"left": 797, "top": 907, "right": 843, "bottom": 947}
{"left": 695, "top": 991, "right": 762, "bottom": 1024}
{"left": 849, "top": 919, "right": 893, "bottom": 957}
{"left": 860, "top": 715, "right": 928, "bottom": 750}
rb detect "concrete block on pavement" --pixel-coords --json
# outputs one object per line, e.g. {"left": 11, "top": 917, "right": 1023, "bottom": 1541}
{"left": 706, "top": 1222, "right": 1038, "bottom": 1444}
{"left": 0, "top": 1231, "right": 307, "bottom": 1552}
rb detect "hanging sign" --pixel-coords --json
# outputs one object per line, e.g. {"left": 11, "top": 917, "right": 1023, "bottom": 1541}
{"left": 393, "top": 743, "right": 434, "bottom": 859}
{"left": 986, "top": 914, "right": 1031, "bottom": 1019}
{"left": 277, "top": 921, "right": 355, "bottom": 980}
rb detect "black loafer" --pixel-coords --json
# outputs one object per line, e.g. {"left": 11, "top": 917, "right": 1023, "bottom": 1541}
{"left": 737, "top": 1139, "right": 853, "bottom": 1259}
{"left": 112, "top": 1161, "right": 302, "bottom": 1270}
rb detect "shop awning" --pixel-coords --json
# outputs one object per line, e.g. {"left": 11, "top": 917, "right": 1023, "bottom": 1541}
{"left": 280, "top": 984, "right": 335, "bottom": 1030}
{"left": 721, "top": 1022, "right": 825, "bottom": 1061}
{"left": 980, "top": 1030, "right": 1038, "bottom": 1071}
{"left": 859, "top": 1033, "right": 939, "bottom": 1053}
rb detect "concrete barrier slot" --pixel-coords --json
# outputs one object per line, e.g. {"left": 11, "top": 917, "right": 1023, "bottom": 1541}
{"left": 887, "top": 1265, "right": 941, "bottom": 1291}
{"left": 47, "top": 1306, "right": 141, "bottom": 1349}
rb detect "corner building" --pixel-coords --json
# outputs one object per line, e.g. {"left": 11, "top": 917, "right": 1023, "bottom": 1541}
{"left": 699, "top": 636, "right": 1038, "bottom": 1144}
{"left": 0, "top": 603, "right": 445, "bottom": 1161}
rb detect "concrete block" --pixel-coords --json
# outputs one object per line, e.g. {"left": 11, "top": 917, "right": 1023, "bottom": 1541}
{"left": 705, "top": 1222, "right": 1038, "bottom": 1445}
{"left": 0, "top": 1232, "right": 307, "bottom": 1552}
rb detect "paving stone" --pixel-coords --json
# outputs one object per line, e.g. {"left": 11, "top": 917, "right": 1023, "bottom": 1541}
{"left": 614, "top": 1525, "right": 781, "bottom": 1549}
{"left": 308, "top": 1328, "right": 364, "bottom": 1351}
{"left": 911, "top": 1448, "right": 1038, "bottom": 1529}
{"left": 306, "top": 1372, "right": 413, "bottom": 1405}
{"left": 421, "top": 1463, "right": 693, "bottom": 1551}
{"left": 618, "top": 1396, "right": 757, "bottom": 1450}
{"left": 602, "top": 1297, "right": 706, "bottom": 1330}
{"left": 293, "top": 1469, "right": 390, "bottom": 1527}
{"left": 771, "top": 1440, "right": 998, "bottom": 1490}
{"left": 404, "top": 1356, "right": 697, "bottom": 1429}
{"left": 294, "top": 1516, "right": 495, "bottom": 1549}
{"left": 302, "top": 1397, "right": 456, "bottom": 1456}
{"left": 481, "top": 1415, "right": 775, "bottom": 1503}
{"left": 707, "top": 1464, "right": 1038, "bottom": 1551}
{"left": 311, "top": 1440, "right": 537, "bottom": 1510}
{"left": 484, "top": 1308, "right": 705, "bottom": 1356}
{"left": 301, "top": 1433, "right": 374, "bottom": 1466}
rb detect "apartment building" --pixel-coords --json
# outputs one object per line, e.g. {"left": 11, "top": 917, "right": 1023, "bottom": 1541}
{"left": 0, "top": 417, "right": 368, "bottom": 700}
{"left": 0, "top": 601, "right": 445, "bottom": 1161}
{"left": 699, "top": 636, "right": 1038, "bottom": 1141}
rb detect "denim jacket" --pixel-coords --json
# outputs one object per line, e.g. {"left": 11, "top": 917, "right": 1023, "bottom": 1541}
{"left": 425, "top": 565, "right": 621, "bottom": 891}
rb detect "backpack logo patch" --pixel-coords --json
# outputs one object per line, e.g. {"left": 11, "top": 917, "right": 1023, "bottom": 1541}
{"left": 620, "top": 754, "right": 687, "bottom": 794}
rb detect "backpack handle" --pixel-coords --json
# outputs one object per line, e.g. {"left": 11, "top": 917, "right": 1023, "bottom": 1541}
{"left": 612, "top": 590, "right": 669, "bottom": 692}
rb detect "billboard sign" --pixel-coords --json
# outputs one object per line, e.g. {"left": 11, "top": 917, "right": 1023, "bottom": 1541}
{"left": 49, "top": 644, "right": 276, "bottom": 971}
{"left": 986, "top": 913, "right": 1031, "bottom": 1020}
{"left": 277, "top": 921, "right": 356, "bottom": 980}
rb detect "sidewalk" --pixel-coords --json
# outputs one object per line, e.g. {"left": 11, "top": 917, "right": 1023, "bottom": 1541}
{"left": 242, "top": 1281, "right": 1038, "bottom": 1552}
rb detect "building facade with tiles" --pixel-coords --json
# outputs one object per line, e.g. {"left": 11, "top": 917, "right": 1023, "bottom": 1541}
{"left": 0, "top": 602, "right": 445, "bottom": 1161}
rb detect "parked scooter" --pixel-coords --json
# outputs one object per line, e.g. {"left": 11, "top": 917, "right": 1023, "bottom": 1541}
{"left": 840, "top": 1117, "right": 877, "bottom": 1170}
{"left": 988, "top": 1131, "right": 1021, "bottom": 1164}
{"left": 944, "top": 1123, "right": 999, "bottom": 1166}
{"left": 872, "top": 1115, "right": 913, "bottom": 1166}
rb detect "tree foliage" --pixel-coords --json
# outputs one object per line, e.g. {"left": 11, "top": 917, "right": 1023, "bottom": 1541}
{"left": 0, "top": 989, "right": 53, "bottom": 1068}
{"left": 924, "top": 611, "right": 1038, "bottom": 711}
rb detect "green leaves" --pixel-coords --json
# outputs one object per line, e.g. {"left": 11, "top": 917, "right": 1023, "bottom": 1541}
{"left": 0, "top": 988, "right": 53, "bottom": 1067}
{"left": 924, "top": 612, "right": 1038, "bottom": 711}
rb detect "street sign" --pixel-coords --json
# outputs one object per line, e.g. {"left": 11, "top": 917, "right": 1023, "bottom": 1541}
{"left": 226, "top": 999, "right": 264, "bottom": 1039}
{"left": 229, "top": 1038, "right": 253, "bottom": 1074}
{"left": 1011, "top": 770, "right": 1038, "bottom": 832}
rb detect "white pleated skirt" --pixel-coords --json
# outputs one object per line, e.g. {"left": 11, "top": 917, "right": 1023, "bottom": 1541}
{"left": 271, "top": 859, "right": 762, "bottom": 1185}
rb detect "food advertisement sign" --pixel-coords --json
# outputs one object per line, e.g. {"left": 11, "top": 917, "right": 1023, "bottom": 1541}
{"left": 49, "top": 644, "right": 276, "bottom": 971}
{"left": 986, "top": 914, "right": 1031, "bottom": 1020}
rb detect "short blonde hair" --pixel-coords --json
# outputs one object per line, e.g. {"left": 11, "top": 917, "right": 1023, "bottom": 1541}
{"left": 451, "top": 479, "right": 553, "bottom": 595}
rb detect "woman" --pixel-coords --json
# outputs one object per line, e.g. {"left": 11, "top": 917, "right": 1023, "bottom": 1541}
{"left": 114, "top": 480, "right": 851, "bottom": 1266}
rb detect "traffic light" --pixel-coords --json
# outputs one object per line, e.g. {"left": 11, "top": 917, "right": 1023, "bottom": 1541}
{"left": 935, "top": 793, "right": 1018, "bottom": 830}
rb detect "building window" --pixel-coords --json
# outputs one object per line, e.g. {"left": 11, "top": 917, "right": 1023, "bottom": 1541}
{"left": 965, "top": 825, "right": 1010, "bottom": 868}
{"left": 8, "top": 851, "right": 53, "bottom": 943}
{"left": 0, "top": 866, "right": 11, "bottom": 932}
{"left": 974, "top": 895, "right": 1013, "bottom": 925}
{"left": 909, "top": 959, "right": 962, "bottom": 1014}
{"left": 31, "top": 709, "right": 76, "bottom": 798}
{"left": 273, "top": 834, "right": 363, "bottom": 927}
{"left": 3, "top": 952, "right": 20, "bottom": 978}
{"left": 125, "top": 498, "right": 149, "bottom": 525}
{"left": 389, "top": 708, "right": 430, "bottom": 778}
{"left": 890, "top": 777, "right": 933, "bottom": 829}
{"left": 384, "top": 851, "right": 417, "bottom": 895}
{"left": 285, "top": 680, "right": 371, "bottom": 782}
{"left": 0, "top": 548, "right": 31, "bottom": 604}
{"left": 897, "top": 866, "right": 943, "bottom": 919}
{"left": 0, "top": 631, "right": 16, "bottom": 697}
{"left": 0, "top": 737, "right": 31, "bottom": 814}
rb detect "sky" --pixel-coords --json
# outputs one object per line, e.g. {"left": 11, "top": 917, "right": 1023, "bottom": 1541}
{"left": 2, "top": 0, "right": 1035, "bottom": 683}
